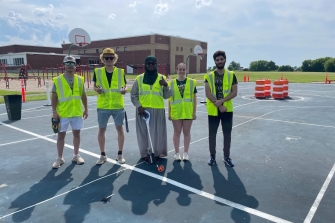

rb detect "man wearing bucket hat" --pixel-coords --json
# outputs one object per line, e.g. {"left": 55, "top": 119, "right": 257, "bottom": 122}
{"left": 130, "top": 55, "right": 172, "bottom": 161}
{"left": 51, "top": 55, "right": 88, "bottom": 169}
{"left": 93, "top": 48, "right": 128, "bottom": 165}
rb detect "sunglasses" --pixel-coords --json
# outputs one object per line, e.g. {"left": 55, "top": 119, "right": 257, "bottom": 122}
{"left": 64, "top": 62, "right": 76, "bottom": 66}
{"left": 104, "top": 57, "right": 114, "bottom": 61}
{"left": 146, "top": 62, "right": 156, "bottom": 65}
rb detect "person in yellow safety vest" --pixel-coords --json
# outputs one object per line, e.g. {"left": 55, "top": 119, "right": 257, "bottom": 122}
{"left": 93, "top": 48, "right": 128, "bottom": 165}
{"left": 51, "top": 55, "right": 88, "bottom": 169}
{"left": 130, "top": 55, "right": 172, "bottom": 162}
{"left": 205, "top": 50, "right": 238, "bottom": 167}
{"left": 168, "top": 63, "right": 197, "bottom": 161}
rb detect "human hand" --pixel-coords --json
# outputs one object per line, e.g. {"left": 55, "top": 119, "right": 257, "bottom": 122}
{"left": 138, "top": 106, "right": 146, "bottom": 116}
{"left": 120, "top": 87, "right": 127, "bottom": 94}
{"left": 214, "top": 99, "right": 223, "bottom": 107}
{"left": 168, "top": 114, "right": 172, "bottom": 121}
{"left": 159, "top": 79, "right": 168, "bottom": 87}
{"left": 82, "top": 110, "right": 88, "bottom": 120}
{"left": 95, "top": 85, "right": 103, "bottom": 94}
{"left": 52, "top": 112, "right": 59, "bottom": 119}
{"left": 219, "top": 106, "right": 227, "bottom": 113}
{"left": 193, "top": 114, "right": 197, "bottom": 120}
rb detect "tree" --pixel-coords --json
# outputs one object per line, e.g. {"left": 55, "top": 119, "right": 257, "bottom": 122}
{"left": 249, "top": 60, "right": 271, "bottom": 71}
{"left": 229, "top": 61, "right": 240, "bottom": 71}
{"left": 228, "top": 65, "right": 234, "bottom": 71}
{"left": 278, "top": 65, "right": 294, "bottom": 71}
{"left": 324, "top": 58, "right": 335, "bottom": 72}
{"left": 268, "top": 60, "right": 278, "bottom": 70}
{"left": 301, "top": 60, "right": 312, "bottom": 72}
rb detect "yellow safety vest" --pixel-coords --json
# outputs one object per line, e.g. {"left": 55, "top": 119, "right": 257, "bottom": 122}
{"left": 169, "top": 78, "right": 196, "bottom": 119}
{"left": 95, "top": 67, "right": 125, "bottom": 109}
{"left": 205, "top": 69, "right": 234, "bottom": 116}
{"left": 136, "top": 73, "right": 165, "bottom": 109}
{"left": 53, "top": 74, "right": 84, "bottom": 118}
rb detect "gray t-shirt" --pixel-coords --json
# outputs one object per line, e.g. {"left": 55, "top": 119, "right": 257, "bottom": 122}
{"left": 52, "top": 75, "right": 86, "bottom": 94}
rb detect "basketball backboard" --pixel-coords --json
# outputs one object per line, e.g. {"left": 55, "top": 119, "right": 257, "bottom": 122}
{"left": 68, "top": 28, "right": 91, "bottom": 47}
{"left": 193, "top": 45, "right": 203, "bottom": 59}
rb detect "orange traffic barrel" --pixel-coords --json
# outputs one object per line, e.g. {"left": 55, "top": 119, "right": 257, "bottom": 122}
{"left": 283, "top": 79, "right": 289, "bottom": 98}
{"left": 264, "top": 79, "right": 271, "bottom": 98}
{"left": 254, "top": 80, "right": 265, "bottom": 98}
{"left": 272, "top": 80, "right": 284, "bottom": 99}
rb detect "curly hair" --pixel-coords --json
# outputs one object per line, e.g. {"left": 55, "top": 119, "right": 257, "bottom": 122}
{"left": 213, "top": 50, "right": 226, "bottom": 60}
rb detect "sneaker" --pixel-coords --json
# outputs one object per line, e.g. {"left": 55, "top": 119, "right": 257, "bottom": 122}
{"left": 72, "top": 154, "right": 85, "bottom": 165}
{"left": 207, "top": 157, "right": 216, "bottom": 166}
{"left": 96, "top": 155, "right": 107, "bottom": 165}
{"left": 174, "top": 153, "right": 181, "bottom": 161}
{"left": 182, "top": 152, "right": 189, "bottom": 161}
{"left": 223, "top": 157, "right": 234, "bottom": 167}
{"left": 116, "top": 154, "right": 126, "bottom": 164}
{"left": 52, "top": 157, "right": 65, "bottom": 169}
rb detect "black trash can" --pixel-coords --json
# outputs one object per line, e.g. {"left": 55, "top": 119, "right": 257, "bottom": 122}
{"left": 4, "top": 95, "right": 22, "bottom": 121}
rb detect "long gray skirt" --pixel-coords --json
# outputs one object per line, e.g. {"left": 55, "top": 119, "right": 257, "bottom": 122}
{"left": 135, "top": 108, "right": 168, "bottom": 158}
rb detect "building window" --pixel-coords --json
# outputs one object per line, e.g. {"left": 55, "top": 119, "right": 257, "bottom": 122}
{"left": 83, "top": 50, "right": 86, "bottom": 54}
{"left": 13, "top": 58, "right": 24, "bottom": 65}
{"left": 181, "top": 47, "right": 183, "bottom": 52}
{"left": 176, "top": 47, "right": 179, "bottom": 51}
{"left": 96, "top": 49, "right": 99, "bottom": 53}
{"left": 116, "top": 47, "right": 119, "bottom": 52}
{"left": 78, "top": 50, "right": 81, "bottom": 54}
{"left": 0, "top": 59, "right": 7, "bottom": 65}
{"left": 190, "top": 48, "right": 192, "bottom": 53}
{"left": 124, "top": 47, "right": 127, "bottom": 51}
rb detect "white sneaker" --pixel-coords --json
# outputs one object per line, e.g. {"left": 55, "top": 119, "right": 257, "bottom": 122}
{"left": 96, "top": 155, "right": 107, "bottom": 165}
{"left": 183, "top": 152, "right": 189, "bottom": 161}
{"left": 174, "top": 153, "right": 181, "bottom": 161}
{"left": 72, "top": 154, "right": 84, "bottom": 165}
{"left": 52, "top": 157, "right": 65, "bottom": 169}
{"left": 116, "top": 154, "right": 126, "bottom": 164}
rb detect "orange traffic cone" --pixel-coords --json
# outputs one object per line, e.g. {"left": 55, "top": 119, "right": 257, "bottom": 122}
{"left": 325, "top": 74, "right": 328, "bottom": 84}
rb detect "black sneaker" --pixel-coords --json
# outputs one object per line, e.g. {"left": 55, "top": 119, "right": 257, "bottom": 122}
{"left": 207, "top": 157, "right": 216, "bottom": 166}
{"left": 223, "top": 157, "right": 234, "bottom": 167}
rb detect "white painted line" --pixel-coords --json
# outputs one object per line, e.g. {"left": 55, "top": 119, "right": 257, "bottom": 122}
{"left": 0, "top": 168, "right": 127, "bottom": 220}
{"left": 0, "top": 122, "right": 292, "bottom": 223}
{"left": 234, "top": 115, "right": 335, "bottom": 129}
{"left": 290, "top": 93, "right": 335, "bottom": 99}
{"left": 234, "top": 101, "right": 259, "bottom": 108}
{"left": 0, "top": 137, "right": 40, "bottom": 147}
{"left": 303, "top": 163, "right": 335, "bottom": 223}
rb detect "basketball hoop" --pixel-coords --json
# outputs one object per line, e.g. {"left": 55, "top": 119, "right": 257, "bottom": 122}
{"left": 68, "top": 28, "right": 91, "bottom": 55}
{"left": 197, "top": 53, "right": 203, "bottom": 60}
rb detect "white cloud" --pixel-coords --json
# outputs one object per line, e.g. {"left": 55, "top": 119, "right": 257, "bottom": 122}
{"left": 33, "top": 4, "right": 54, "bottom": 16}
{"left": 154, "top": 3, "right": 169, "bottom": 16}
{"left": 129, "top": 1, "right": 137, "bottom": 12}
{"left": 196, "top": 0, "right": 212, "bottom": 9}
{"left": 1, "top": 33, "right": 60, "bottom": 47}
{"left": 108, "top": 13, "right": 116, "bottom": 19}
{"left": 55, "top": 13, "right": 66, "bottom": 20}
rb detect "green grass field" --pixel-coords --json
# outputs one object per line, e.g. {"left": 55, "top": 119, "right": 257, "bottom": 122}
{"left": 1, "top": 71, "right": 334, "bottom": 104}
{"left": 1, "top": 71, "right": 335, "bottom": 83}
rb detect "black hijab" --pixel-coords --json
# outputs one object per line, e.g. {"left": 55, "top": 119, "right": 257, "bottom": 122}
{"left": 143, "top": 55, "right": 158, "bottom": 85}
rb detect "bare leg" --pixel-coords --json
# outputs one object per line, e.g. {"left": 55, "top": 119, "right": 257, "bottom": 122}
{"left": 115, "top": 125, "right": 125, "bottom": 151}
{"left": 72, "top": 130, "right": 80, "bottom": 155}
{"left": 172, "top": 120, "right": 183, "bottom": 153}
{"left": 57, "top": 132, "right": 66, "bottom": 158}
{"left": 182, "top": 120, "right": 193, "bottom": 153}
{"left": 98, "top": 128, "right": 106, "bottom": 153}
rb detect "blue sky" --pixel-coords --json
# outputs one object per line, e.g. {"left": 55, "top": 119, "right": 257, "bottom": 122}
{"left": 0, "top": 0, "right": 334, "bottom": 68}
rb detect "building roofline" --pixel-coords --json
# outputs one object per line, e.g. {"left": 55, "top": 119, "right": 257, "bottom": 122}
{"left": 62, "top": 33, "right": 207, "bottom": 45}
{"left": 0, "top": 52, "right": 97, "bottom": 57}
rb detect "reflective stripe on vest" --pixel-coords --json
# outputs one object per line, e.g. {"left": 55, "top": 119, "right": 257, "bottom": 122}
{"left": 137, "top": 74, "right": 165, "bottom": 108}
{"left": 170, "top": 79, "right": 194, "bottom": 105}
{"left": 97, "top": 68, "right": 122, "bottom": 93}
{"left": 96, "top": 67, "right": 125, "bottom": 109}
{"left": 55, "top": 74, "right": 83, "bottom": 118}
{"left": 57, "top": 76, "right": 82, "bottom": 102}
{"left": 205, "top": 70, "right": 234, "bottom": 115}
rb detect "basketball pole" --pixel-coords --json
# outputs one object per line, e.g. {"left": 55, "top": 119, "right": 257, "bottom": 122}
{"left": 185, "top": 54, "right": 196, "bottom": 77}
